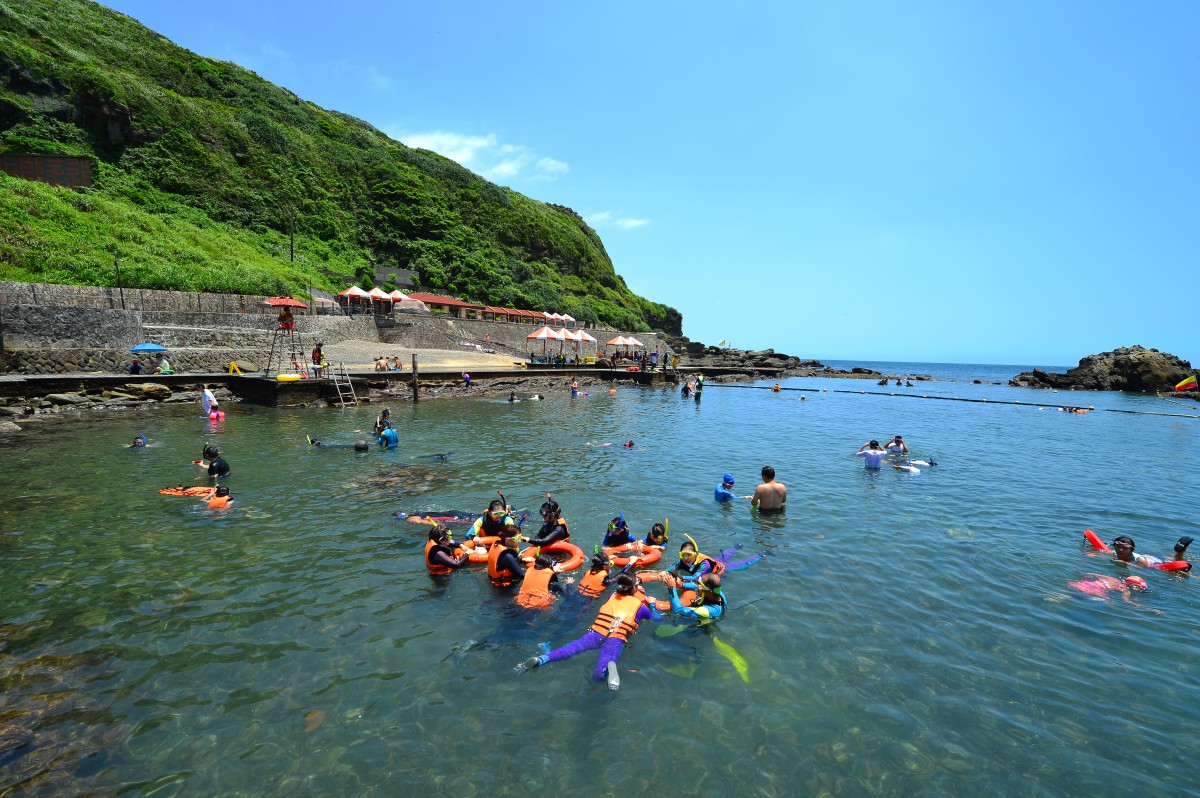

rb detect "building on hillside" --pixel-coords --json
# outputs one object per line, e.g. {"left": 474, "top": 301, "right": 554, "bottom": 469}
{"left": 405, "top": 292, "right": 485, "bottom": 319}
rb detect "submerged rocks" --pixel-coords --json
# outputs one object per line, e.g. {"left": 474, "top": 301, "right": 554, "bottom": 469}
{"left": 1010, "top": 346, "right": 1193, "bottom": 392}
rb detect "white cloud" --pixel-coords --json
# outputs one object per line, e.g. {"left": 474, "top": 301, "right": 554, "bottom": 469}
{"left": 392, "top": 129, "right": 569, "bottom": 185}
{"left": 585, "top": 210, "right": 650, "bottom": 231}
{"left": 616, "top": 217, "right": 649, "bottom": 230}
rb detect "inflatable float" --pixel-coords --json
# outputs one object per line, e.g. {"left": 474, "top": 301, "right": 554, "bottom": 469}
{"left": 1083, "top": 529, "right": 1191, "bottom": 571}
{"left": 276, "top": 373, "right": 302, "bottom": 382}
{"left": 603, "top": 543, "right": 663, "bottom": 568}
{"left": 158, "top": 486, "right": 213, "bottom": 497}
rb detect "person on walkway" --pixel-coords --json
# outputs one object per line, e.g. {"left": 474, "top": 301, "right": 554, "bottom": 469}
{"left": 311, "top": 342, "right": 323, "bottom": 368}
{"left": 514, "top": 572, "right": 662, "bottom": 689}
{"left": 374, "top": 356, "right": 388, "bottom": 372}
{"left": 152, "top": 355, "right": 174, "bottom": 374}
{"left": 128, "top": 357, "right": 143, "bottom": 375}
{"left": 392, "top": 356, "right": 403, "bottom": 372}
{"left": 750, "top": 466, "right": 786, "bottom": 512}
{"left": 856, "top": 441, "right": 888, "bottom": 469}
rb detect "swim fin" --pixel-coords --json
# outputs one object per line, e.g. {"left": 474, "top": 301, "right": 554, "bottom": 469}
{"left": 606, "top": 661, "right": 620, "bottom": 690}
{"left": 655, "top": 625, "right": 686, "bottom": 638}
{"left": 712, "top": 634, "right": 750, "bottom": 684}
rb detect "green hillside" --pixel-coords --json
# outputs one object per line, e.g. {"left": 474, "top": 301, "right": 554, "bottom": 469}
{"left": 0, "top": 0, "right": 681, "bottom": 333}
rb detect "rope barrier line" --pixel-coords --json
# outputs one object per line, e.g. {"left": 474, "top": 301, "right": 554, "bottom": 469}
{"left": 709, "top": 384, "right": 1200, "bottom": 419}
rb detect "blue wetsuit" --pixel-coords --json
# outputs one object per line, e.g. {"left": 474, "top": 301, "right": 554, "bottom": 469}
{"left": 714, "top": 484, "right": 736, "bottom": 502}
{"left": 669, "top": 588, "right": 727, "bottom": 621}
{"left": 378, "top": 428, "right": 399, "bottom": 449}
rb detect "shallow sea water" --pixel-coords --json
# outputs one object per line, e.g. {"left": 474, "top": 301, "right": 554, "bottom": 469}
{"left": 2, "top": 363, "right": 1199, "bottom": 796}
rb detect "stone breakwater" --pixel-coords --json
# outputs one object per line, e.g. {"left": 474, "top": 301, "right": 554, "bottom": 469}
{"left": 0, "top": 382, "right": 233, "bottom": 435}
{"left": 661, "top": 335, "right": 936, "bottom": 382}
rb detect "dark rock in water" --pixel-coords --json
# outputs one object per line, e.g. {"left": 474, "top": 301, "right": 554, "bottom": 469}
{"left": 1009, "top": 346, "right": 1193, "bottom": 392}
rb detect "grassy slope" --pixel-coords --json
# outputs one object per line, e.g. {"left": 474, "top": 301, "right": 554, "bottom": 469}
{"left": 0, "top": 0, "right": 681, "bottom": 332}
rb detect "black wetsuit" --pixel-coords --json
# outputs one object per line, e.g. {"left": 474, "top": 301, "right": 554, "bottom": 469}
{"left": 494, "top": 548, "right": 527, "bottom": 580}
{"left": 208, "top": 457, "right": 230, "bottom": 477}
{"left": 428, "top": 544, "right": 468, "bottom": 570}
{"left": 525, "top": 520, "right": 570, "bottom": 547}
{"left": 603, "top": 530, "right": 635, "bottom": 548}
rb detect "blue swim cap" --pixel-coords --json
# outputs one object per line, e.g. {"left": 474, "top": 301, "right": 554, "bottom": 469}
{"left": 723, "top": 473, "right": 734, "bottom": 485}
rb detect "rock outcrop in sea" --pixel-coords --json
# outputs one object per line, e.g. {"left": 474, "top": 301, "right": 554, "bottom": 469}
{"left": 1009, "top": 346, "right": 1194, "bottom": 392}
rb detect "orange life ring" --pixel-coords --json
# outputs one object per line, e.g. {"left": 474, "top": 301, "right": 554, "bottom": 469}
{"left": 462, "top": 535, "right": 500, "bottom": 564}
{"left": 520, "top": 541, "right": 586, "bottom": 572}
{"left": 603, "top": 543, "right": 663, "bottom": 568}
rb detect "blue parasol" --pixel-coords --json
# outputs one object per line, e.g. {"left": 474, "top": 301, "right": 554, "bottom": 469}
{"left": 130, "top": 342, "right": 168, "bottom": 354}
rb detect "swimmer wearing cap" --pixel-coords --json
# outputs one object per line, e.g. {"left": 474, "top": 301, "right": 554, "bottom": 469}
{"left": 714, "top": 473, "right": 737, "bottom": 503}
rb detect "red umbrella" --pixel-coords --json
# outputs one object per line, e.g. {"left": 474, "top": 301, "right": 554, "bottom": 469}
{"left": 262, "top": 297, "right": 309, "bottom": 307}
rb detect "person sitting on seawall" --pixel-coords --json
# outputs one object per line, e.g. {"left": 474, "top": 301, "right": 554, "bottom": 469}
{"left": 392, "top": 356, "right": 403, "bottom": 372}
{"left": 488, "top": 527, "right": 528, "bottom": 584}
{"left": 152, "top": 355, "right": 174, "bottom": 375}
{"left": 886, "top": 435, "right": 908, "bottom": 454}
{"left": 856, "top": 441, "right": 888, "bottom": 469}
{"left": 643, "top": 522, "right": 668, "bottom": 548}
{"left": 202, "top": 485, "right": 233, "bottom": 511}
{"left": 515, "top": 554, "right": 566, "bottom": 608}
{"left": 128, "top": 357, "right": 143, "bottom": 375}
{"left": 1112, "top": 535, "right": 1192, "bottom": 570}
{"left": 665, "top": 572, "right": 727, "bottom": 622}
{"left": 750, "top": 465, "right": 786, "bottom": 512}
{"left": 514, "top": 572, "right": 662, "bottom": 690}
{"left": 425, "top": 525, "right": 469, "bottom": 574}
{"left": 470, "top": 499, "right": 514, "bottom": 539}
{"left": 524, "top": 499, "right": 570, "bottom": 547}
{"left": 578, "top": 550, "right": 615, "bottom": 598}
{"left": 603, "top": 515, "right": 635, "bottom": 548}
{"left": 200, "top": 445, "right": 230, "bottom": 477}
{"left": 377, "top": 424, "right": 399, "bottom": 449}
{"left": 128, "top": 434, "right": 147, "bottom": 448}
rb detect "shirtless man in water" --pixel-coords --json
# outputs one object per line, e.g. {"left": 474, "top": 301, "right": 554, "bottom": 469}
{"left": 751, "top": 466, "right": 787, "bottom": 512}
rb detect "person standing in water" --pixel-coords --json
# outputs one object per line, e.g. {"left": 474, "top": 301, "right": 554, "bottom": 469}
{"left": 856, "top": 440, "right": 888, "bottom": 469}
{"left": 750, "top": 466, "right": 786, "bottom": 512}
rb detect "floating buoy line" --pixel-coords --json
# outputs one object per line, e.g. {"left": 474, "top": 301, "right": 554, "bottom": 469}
{"left": 709, "top": 384, "right": 1200, "bottom": 419}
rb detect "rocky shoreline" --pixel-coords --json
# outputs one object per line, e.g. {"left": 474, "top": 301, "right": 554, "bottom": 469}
{"left": 1009, "top": 345, "right": 1194, "bottom": 392}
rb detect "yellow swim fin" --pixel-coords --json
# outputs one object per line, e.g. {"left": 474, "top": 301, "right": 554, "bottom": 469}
{"left": 712, "top": 634, "right": 750, "bottom": 684}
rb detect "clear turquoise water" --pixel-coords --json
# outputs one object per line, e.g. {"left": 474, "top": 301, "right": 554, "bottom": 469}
{"left": 2, "top": 365, "right": 1199, "bottom": 796}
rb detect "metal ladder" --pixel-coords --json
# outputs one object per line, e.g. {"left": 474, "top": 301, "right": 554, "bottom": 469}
{"left": 330, "top": 363, "right": 358, "bottom": 406}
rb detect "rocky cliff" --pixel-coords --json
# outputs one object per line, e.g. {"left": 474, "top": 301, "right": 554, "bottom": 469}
{"left": 1009, "top": 346, "right": 1194, "bottom": 392}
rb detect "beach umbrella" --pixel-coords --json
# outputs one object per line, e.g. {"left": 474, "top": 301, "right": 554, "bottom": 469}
{"left": 261, "top": 297, "right": 308, "bottom": 308}
{"left": 526, "top": 326, "right": 565, "bottom": 355}
{"left": 605, "top": 335, "right": 630, "bottom": 352}
{"left": 130, "top": 342, "right": 168, "bottom": 353}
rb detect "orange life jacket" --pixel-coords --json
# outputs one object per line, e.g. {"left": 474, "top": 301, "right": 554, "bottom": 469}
{"left": 516, "top": 567, "right": 556, "bottom": 608}
{"left": 589, "top": 593, "right": 646, "bottom": 643}
{"left": 678, "top": 551, "right": 725, "bottom": 577}
{"left": 425, "top": 539, "right": 461, "bottom": 575}
{"left": 488, "top": 543, "right": 517, "bottom": 580}
{"left": 206, "top": 495, "right": 231, "bottom": 510}
{"left": 577, "top": 568, "right": 609, "bottom": 598}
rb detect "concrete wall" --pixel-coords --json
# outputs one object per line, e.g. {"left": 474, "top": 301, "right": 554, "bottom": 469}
{"left": 0, "top": 280, "right": 299, "bottom": 315}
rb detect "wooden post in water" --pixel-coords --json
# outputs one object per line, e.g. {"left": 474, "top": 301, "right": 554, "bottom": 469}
{"left": 411, "top": 354, "right": 419, "bottom": 403}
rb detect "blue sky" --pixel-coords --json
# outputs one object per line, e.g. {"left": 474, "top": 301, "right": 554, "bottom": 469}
{"left": 101, "top": 0, "right": 1199, "bottom": 367}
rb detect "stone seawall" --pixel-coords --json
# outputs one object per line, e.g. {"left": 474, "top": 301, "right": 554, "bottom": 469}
{"left": 381, "top": 316, "right": 672, "bottom": 361}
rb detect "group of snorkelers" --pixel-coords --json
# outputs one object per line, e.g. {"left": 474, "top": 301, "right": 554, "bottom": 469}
{"left": 421, "top": 495, "right": 768, "bottom": 689}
